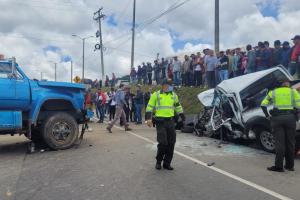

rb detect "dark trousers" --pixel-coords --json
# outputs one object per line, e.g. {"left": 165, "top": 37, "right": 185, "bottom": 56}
{"left": 130, "top": 107, "right": 135, "bottom": 122}
{"left": 271, "top": 114, "right": 296, "bottom": 169}
{"left": 109, "top": 105, "right": 116, "bottom": 121}
{"left": 147, "top": 73, "right": 152, "bottom": 85}
{"left": 155, "top": 119, "right": 176, "bottom": 165}
{"left": 184, "top": 72, "right": 192, "bottom": 86}
{"left": 143, "top": 76, "right": 147, "bottom": 85}
{"left": 124, "top": 107, "right": 130, "bottom": 122}
{"left": 96, "top": 104, "right": 104, "bottom": 122}
{"left": 194, "top": 71, "right": 202, "bottom": 87}
{"left": 206, "top": 71, "right": 215, "bottom": 89}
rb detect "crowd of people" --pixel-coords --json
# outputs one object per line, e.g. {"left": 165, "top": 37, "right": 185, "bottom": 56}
{"left": 130, "top": 35, "right": 300, "bottom": 89}
{"left": 88, "top": 72, "right": 117, "bottom": 89}
{"left": 84, "top": 85, "right": 153, "bottom": 126}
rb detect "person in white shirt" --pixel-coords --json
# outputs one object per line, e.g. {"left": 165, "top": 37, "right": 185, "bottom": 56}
{"left": 109, "top": 88, "right": 116, "bottom": 121}
{"left": 172, "top": 56, "right": 182, "bottom": 86}
{"left": 105, "top": 92, "right": 110, "bottom": 115}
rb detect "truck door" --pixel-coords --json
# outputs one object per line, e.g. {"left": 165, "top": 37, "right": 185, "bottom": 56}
{"left": 0, "top": 62, "right": 16, "bottom": 109}
{"left": 14, "top": 68, "right": 31, "bottom": 110}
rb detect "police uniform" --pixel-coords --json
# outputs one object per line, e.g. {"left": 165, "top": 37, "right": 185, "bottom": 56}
{"left": 261, "top": 85, "right": 300, "bottom": 172}
{"left": 145, "top": 84, "right": 185, "bottom": 170}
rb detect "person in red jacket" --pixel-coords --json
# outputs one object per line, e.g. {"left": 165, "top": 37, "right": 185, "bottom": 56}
{"left": 290, "top": 35, "right": 300, "bottom": 78}
{"left": 84, "top": 91, "right": 93, "bottom": 132}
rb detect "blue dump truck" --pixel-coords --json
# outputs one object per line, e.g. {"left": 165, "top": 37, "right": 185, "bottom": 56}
{"left": 0, "top": 57, "right": 89, "bottom": 151}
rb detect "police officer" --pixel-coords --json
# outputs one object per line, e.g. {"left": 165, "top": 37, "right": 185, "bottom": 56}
{"left": 145, "top": 79, "right": 185, "bottom": 170}
{"left": 261, "top": 80, "right": 300, "bottom": 172}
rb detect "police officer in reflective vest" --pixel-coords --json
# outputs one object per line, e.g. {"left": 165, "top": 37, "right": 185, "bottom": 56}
{"left": 145, "top": 79, "right": 185, "bottom": 170}
{"left": 261, "top": 80, "right": 300, "bottom": 172}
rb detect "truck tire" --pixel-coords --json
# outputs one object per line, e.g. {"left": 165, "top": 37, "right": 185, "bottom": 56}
{"left": 255, "top": 127, "right": 275, "bottom": 153}
{"left": 41, "top": 112, "right": 79, "bottom": 150}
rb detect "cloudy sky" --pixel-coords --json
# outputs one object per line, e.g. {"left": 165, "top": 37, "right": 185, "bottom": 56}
{"left": 0, "top": 0, "right": 299, "bottom": 82}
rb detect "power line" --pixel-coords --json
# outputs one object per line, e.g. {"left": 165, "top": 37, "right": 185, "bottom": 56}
{"left": 137, "top": 0, "right": 192, "bottom": 32}
{"left": 105, "top": 0, "right": 193, "bottom": 53}
{"left": 2, "top": 0, "right": 92, "bottom": 13}
{"left": 115, "top": 0, "right": 132, "bottom": 23}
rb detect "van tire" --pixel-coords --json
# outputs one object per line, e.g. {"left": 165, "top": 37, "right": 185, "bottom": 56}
{"left": 255, "top": 127, "right": 275, "bottom": 153}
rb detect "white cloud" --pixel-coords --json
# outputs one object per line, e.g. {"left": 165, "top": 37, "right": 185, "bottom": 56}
{"left": 0, "top": 0, "right": 299, "bottom": 82}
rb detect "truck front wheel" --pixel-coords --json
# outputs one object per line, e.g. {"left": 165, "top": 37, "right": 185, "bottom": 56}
{"left": 41, "top": 112, "right": 79, "bottom": 150}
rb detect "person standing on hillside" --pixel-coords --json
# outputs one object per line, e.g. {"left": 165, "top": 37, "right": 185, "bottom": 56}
{"left": 204, "top": 50, "right": 218, "bottom": 88}
{"left": 281, "top": 41, "right": 291, "bottom": 70}
{"left": 289, "top": 35, "right": 300, "bottom": 78}
{"left": 272, "top": 40, "right": 283, "bottom": 67}
{"left": 172, "top": 56, "right": 181, "bottom": 86}
{"left": 142, "top": 62, "right": 148, "bottom": 85}
{"left": 130, "top": 67, "right": 137, "bottom": 84}
{"left": 246, "top": 45, "right": 256, "bottom": 73}
{"left": 154, "top": 60, "right": 161, "bottom": 85}
{"left": 182, "top": 55, "right": 192, "bottom": 86}
{"left": 218, "top": 51, "right": 229, "bottom": 81}
{"left": 146, "top": 62, "right": 153, "bottom": 85}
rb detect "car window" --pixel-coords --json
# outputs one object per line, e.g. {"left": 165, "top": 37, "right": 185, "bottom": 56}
{"left": 0, "top": 62, "right": 12, "bottom": 78}
{"left": 240, "top": 69, "right": 289, "bottom": 109}
{"left": 15, "top": 69, "right": 23, "bottom": 80}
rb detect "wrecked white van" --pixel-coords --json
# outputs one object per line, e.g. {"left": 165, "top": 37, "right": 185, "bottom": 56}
{"left": 197, "top": 66, "right": 299, "bottom": 152}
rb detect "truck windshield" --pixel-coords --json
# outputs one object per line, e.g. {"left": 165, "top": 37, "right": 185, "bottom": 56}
{"left": 0, "top": 62, "right": 12, "bottom": 78}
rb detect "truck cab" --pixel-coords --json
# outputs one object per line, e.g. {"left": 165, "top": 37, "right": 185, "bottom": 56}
{"left": 0, "top": 57, "right": 89, "bottom": 150}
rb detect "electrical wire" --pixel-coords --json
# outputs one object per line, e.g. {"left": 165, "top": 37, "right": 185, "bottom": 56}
{"left": 1, "top": 0, "right": 92, "bottom": 13}
{"left": 105, "top": 0, "right": 193, "bottom": 53}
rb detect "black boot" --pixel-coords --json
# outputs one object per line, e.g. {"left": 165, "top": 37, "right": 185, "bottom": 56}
{"left": 163, "top": 163, "right": 174, "bottom": 170}
{"left": 284, "top": 166, "right": 295, "bottom": 171}
{"left": 267, "top": 166, "right": 284, "bottom": 172}
{"left": 155, "top": 162, "right": 162, "bottom": 170}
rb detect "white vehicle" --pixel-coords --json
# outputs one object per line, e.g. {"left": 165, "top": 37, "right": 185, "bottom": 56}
{"left": 196, "top": 66, "right": 300, "bottom": 152}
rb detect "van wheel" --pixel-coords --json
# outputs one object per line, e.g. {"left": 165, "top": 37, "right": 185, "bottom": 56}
{"left": 41, "top": 112, "right": 79, "bottom": 150}
{"left": 255, "top": 127, "right": 275, "bottom": 153}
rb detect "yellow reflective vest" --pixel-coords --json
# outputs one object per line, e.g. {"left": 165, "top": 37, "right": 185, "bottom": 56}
{"left": 146, "top": 90, "right": 183, "bottom": 118}
{"left": 261, "top": 87, "right": 300, "bottom": 110}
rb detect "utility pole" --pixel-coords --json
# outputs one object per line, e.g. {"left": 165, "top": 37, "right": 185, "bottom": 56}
{"left": 72, "top": 35, "right": 94, "bottom": 83}
{"left": 94, "top": 8, "right": 105, "bottom": 84}
{"left": 130, "top": 0, "right": 136, "bottom": 71}
{"left": 71, "top": 61, "right": 73, "bottom": 83}
{"left": 82, "top": 39, "right": 85, "bottom": 81}
{"left": 214, "top": 0, "right": 220, "bottom": 54}
{"left": 54, "top": 63, "right": 57, "bottom": 81}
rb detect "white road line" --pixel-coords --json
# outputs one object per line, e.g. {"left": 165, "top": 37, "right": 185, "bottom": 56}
{"left": 108, "top": 124, "right": 294, "bottom": 200}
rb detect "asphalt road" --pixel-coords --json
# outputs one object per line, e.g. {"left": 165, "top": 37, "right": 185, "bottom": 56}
{"left": 0, "top": 122, "right": 300, "bottom": 200}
